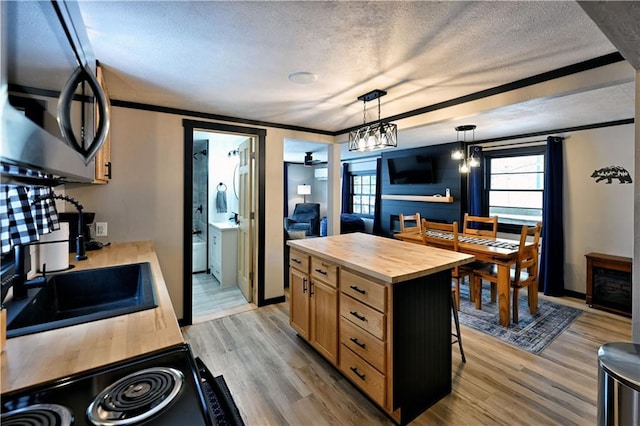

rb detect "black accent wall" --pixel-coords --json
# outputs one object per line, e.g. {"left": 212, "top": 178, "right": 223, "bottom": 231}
{"left": 380, "top": 143, "right": 464, "bottom": 235}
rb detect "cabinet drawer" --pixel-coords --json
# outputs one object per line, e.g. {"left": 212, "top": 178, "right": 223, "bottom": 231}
{"left": 311, "top": 257, "right": 338, "bottom": 288}
{"left": 289, "top": 249, "right": 309, "bottom": 273}
{"left": 339, "top": 344, "right": 386, "bottom": 407}
{"left": 340, "top": 294, "right": 386, "bottom": 340}
{"left": 340, "top": 269, "right": 386, "bottom": 312}
{"left": 340, "top": 317, "right": 386, "bottom": 374}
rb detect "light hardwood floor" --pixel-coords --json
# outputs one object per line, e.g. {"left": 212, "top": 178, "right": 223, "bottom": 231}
{"left": 182, "top": 294, "right": 631, "bottom": 425}
{"left": 192, "top": 273, "right": 254, "bottom": 324}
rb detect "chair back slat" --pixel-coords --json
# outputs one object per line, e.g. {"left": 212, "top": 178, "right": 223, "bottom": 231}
{"left": 513, "top": 222, "right": 542, "bottom": 285}
{"left": 421, "top": 219, "right": 459, "bottom": 252}
{"left": 462, "top": 213, "right": 498, "bottom": 238}
{"left": 399, "top": 213, "right": 422, "bottom": 233}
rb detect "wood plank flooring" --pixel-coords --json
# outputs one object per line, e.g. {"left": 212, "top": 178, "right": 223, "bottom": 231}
{"left": 192, "top": 273, "right": 253, "bottom": 324}
{"left": 182, "top": 294, "right": 631, "bottom": 425}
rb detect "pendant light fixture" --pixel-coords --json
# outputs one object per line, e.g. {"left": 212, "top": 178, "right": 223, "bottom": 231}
{"left": 348, "top": 89, "right": 397, "bottom": 152}
{"left": 452, "top": 125, "right": 479, "bottom": 173}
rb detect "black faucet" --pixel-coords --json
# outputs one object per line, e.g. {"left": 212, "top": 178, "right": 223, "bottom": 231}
{"left": 10, "top": 244, "right": 48, "bottom": 300}
{"left": 34, "top": 193, "right": 87, "bottom": 262}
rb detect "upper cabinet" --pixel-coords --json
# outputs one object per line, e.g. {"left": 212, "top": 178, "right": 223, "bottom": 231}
{"left": 93, "top": 64, "right": 112, "bottom": 184}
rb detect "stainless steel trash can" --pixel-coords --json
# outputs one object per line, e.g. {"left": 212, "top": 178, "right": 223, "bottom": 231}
{"left": 597, "top": 342, "right": 640, "bottom": 426}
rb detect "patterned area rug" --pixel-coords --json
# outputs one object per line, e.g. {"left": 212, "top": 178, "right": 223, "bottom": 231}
{"left": 457, "top": 285, "right": 583, "bottom": 354}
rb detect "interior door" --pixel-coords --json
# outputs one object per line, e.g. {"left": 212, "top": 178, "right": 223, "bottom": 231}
{"left": 237, "top": 137, "right": 254, "bottom": 302}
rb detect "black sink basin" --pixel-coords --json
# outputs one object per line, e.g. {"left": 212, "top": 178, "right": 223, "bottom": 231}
{"left": 6, "top": 262, "right": 157, "bottom": 338}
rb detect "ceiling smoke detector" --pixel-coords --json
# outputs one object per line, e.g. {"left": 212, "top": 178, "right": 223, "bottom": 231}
{"left": 288, "top": 71, "right": 317, "bottom": 84}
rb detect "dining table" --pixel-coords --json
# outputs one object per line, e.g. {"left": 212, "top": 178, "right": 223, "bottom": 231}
{"left": 394, "top": 229, "right": 531, "bottom": 327}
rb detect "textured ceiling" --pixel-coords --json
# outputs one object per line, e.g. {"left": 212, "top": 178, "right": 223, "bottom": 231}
{"left": 69, "top": 1, "right": 637, "bottom": 161}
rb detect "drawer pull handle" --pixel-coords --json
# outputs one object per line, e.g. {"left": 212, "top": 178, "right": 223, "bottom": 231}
{"left": 350, "top": 311, "right": 366, "bottom": 322}
{"left": 302, "top": 277, "right": 307, "bottom": 293}
{"left": 350, "top": 285, "right": 366, "bottom": 294}
{"left": 310, "top": 281, "right": 314, "bottom": 297}
{"left": 350, "top": 337, "right": 366, "bottom": 349}
{"left": 350, "top": 367, "right": 366, "bottom": 381}
{"left": 314, "top": 268, "right": 328, "bottom": 275}
{"left": 292, "top": 258, "right": 301, "bottom": 264}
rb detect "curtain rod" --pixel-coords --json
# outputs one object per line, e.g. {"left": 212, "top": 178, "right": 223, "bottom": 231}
{"left": 342, "top": 156, "right": 380, "bottom": 164}
{"left": 479, "top": 139, "right": 548, "bottom": 151}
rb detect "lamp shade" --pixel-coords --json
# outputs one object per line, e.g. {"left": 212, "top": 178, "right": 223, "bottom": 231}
{"left": 297, "top": 184, "right": 311, "bottom": 195}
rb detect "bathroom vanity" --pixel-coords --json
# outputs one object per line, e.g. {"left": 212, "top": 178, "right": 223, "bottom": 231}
{"left": 209, "top": 222, "right": 238, "bottom": 286}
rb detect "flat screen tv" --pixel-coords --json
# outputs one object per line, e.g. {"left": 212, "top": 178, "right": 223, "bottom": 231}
{"left": 387, "top": 155, "right": 434, "bottom": 184}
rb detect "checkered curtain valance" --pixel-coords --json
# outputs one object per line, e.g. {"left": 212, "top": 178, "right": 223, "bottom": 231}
{"left": 1, "top": 166, "right": 60, "bottom": 254}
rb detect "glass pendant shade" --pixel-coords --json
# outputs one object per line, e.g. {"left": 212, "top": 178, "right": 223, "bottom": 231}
{"left": 348, "top": 121, "right": 398, "bottom": 152}
{"left": 348, "top": 89, "right": 397, "bottom": 152}
{"left": 451, "top": 148, "right": 465, "bottom": 160}
{"left": 453, "top": 124, "right": 478, "bottom": 173}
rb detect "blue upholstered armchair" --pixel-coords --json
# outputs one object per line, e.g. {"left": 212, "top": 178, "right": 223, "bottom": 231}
{"left": 284, "top": 203, "right": 320, "bottom": 236}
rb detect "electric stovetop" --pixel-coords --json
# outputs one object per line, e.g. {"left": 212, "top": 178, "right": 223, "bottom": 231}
{"left": 1, "top": 343, "right": 214, "bottom": 425}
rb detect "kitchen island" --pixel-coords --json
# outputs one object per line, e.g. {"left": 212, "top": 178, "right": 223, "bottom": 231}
{"left": 287, "top": 232, "right": 475, "bottom": 424}
{"left": 1, "top": 241, "right": 183, "bottom": 394}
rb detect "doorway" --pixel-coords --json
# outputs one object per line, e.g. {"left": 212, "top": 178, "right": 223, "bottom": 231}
{"left": 182, "top": 120, "right": 266, "bottom": 326}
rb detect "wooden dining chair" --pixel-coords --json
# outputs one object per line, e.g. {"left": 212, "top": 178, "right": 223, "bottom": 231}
{"left": 462, "top": 213, "right": 498, "bottom": 238}
{"left": 421, "top": 219, "right": 473, "bottom": 309}
{"left": 421, "top": 219, "right": 467, "bottom": 362}
{"left": 399, "top": 213, "right": 421, "bottom": 234}
{"left": 472, "top": 222, "right": 542, "bottom": 323}
{"left": 462, "top": 213, "right": 498, "bottom": 300}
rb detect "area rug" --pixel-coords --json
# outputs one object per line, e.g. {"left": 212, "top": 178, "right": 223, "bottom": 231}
{"left": 457, "top": 285, "right": 583, "bottom": 354}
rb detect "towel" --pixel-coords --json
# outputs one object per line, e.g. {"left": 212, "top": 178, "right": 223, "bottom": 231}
{"left": 216, "top": 189, "right": 227, "bottom": 213}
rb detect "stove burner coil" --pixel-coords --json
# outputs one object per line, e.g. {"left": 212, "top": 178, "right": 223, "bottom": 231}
{"left": 87, "top": 367, "right": 184, "bottom": 425}
{"left": 1, "top": 403, "right": 74, "bottom": 426}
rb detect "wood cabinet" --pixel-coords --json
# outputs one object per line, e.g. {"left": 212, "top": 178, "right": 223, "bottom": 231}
{"left": 289, "top": 265, "right": 310, "bottom": 339}
{"left": 93, "top": 64, "right": 112, "bottom": 184}
{"left": 339, "top": 269, "right": 387, "bottom": 407}
{"left": 289, "top": 249, "right": 338, "bottom": 364}
{"left": 208, "top": 222, "right": 238, "bottom": 286}
{"left": 287, "top": 233, "right": 474, "bottom": 425}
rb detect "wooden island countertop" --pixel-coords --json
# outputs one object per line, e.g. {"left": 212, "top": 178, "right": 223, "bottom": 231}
{"left": 1, "top": 241, "right": 183, "bottom": 394}
{"left": 287, "top": 232, "right": 474, "bottom": 283}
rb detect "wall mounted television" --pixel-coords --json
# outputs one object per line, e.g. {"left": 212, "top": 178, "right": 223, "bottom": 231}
{"left": 387, "top": 155, "right": 434, "bottom": 184}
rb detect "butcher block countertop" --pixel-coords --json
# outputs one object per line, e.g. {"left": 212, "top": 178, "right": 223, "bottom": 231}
{"left": 1, "top": 241, "right": 183, "bottom": 394}
{"left": 287, "top": 232, "right": 475, "bottom": 283}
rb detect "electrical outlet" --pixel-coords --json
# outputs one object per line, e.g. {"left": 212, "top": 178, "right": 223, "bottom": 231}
{"left": 95, "top": 222, "right": 108, "bottom": 237}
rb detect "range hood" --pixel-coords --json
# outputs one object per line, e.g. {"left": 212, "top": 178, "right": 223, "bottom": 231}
{"left": 1, "top": 93, "right": 96, "bottom": 185}
{"left": 0, "top": 0, "right": 108, "bottom": 186}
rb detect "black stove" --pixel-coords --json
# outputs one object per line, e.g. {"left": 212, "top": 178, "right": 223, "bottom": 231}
{"left": 1, "top": 344, "right": 216, "bottom": 425}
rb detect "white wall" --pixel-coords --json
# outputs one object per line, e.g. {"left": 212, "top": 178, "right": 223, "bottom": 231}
{"left": 564, "top": 124, "right": 634, "bottom": 294}
{"left": 65, "top": 107, "right": 334, "bottom": 319}
{"left": 206, "top": 134, "right": 245, "bottom": 224}
{"left": 286, "top": 164, "right": 328, "bottom": 218}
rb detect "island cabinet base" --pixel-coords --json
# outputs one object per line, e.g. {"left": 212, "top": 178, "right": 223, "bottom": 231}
{"left": 287, "top": 233, "right": 468, "bottom": 425}
{"left": 390, "top": 270, "right": 452, "bottom": 424}
{"left": 291, "top": 262, "right": 452, "bottom": 424}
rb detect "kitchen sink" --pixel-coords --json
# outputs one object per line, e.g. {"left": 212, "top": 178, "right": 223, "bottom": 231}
{"left": 6, "top": 262, "right": 157, "bottom": 338}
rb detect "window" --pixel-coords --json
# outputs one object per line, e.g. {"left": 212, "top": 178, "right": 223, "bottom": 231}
{"left": 484, "top": 146, "right": 544, "bottom": 233}
{"left": 351, "top": 172, "right": 376, "bottom": 217}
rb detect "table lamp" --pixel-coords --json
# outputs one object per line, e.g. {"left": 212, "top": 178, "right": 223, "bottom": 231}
{"left": 297, "top": 184, "right": 311, "bottom": 203}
